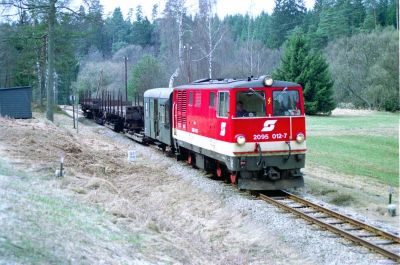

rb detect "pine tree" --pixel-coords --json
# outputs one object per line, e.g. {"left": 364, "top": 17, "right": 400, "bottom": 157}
{"left": 273, "top": 31, "right": 336, "bottom": 115}
{"left": 268, "top": 0, "right": 306, "bottom": 48}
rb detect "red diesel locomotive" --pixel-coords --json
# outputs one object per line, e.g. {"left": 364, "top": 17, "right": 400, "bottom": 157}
{"left": 167, "top": 75, "right": 306, "bottom": 190}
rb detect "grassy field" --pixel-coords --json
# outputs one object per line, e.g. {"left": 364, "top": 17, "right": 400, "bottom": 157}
{"left": 306, "top": 112, "right": 399, "bottom": 186}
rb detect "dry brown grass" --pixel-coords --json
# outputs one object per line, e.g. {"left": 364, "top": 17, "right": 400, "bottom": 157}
{"left": 0, "top": 113, "right": 309, "bottom": 264}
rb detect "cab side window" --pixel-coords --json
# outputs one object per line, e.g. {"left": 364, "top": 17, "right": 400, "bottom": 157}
{"left": 218, "top": 92, "right": 229, "bottom": 117}
{"left": 189, "top": 91, "right": 193, "bottom": 105}
{"left": 209, "top": 92, "right": 215, "bottom": 107}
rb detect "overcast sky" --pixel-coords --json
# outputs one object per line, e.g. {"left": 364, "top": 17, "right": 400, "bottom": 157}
{"left": 96, "top": 0, "right": 316, "bottom": 19}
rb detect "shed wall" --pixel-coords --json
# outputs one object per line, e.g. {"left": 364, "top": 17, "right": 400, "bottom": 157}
{"left": 0, "top": 87, "right": 32, "bottom": 119}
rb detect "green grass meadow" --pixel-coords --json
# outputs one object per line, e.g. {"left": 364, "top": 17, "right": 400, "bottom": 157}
{"left": 306, "top": 112, "right": 399, "bottom": 186}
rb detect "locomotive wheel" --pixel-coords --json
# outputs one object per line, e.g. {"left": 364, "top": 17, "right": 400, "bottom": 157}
{"left": 187, "top": 153, "right": 193, "bottom": 165}
{"left": 216, "top": 163, "right": 223, "bottom": 177}
{"left": 230, "top": 173, "right": 237, "bottom": 185}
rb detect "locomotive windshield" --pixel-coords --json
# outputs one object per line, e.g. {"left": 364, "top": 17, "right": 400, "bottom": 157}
{"left": 273, "top": 90, "right": 301, "bottom": 116}
{"left": 236, "top": 90, "right": 266, "bottom": 118}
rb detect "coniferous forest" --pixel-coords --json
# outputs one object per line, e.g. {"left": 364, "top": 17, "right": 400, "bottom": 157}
{"left": 0, "top": 0, "right": 398, "bottom": 116}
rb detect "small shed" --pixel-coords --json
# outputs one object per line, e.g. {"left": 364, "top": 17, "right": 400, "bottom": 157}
{"left": 0, "top": 86, "right": 32, "bottom": 119}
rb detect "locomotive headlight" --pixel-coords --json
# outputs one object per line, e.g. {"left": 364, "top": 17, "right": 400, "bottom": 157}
{"left": 236, "top": 135, "right": 246, "bottom": 145}
{"left": 296, "top": 133, "right": 305, "bottom": 143}
{"left": 263, "top": 76, "right": 274, "bottom": 86}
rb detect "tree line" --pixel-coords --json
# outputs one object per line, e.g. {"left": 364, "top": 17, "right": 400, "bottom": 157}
{"left": 0, "top": 0, "right": 398, "bottom": 118}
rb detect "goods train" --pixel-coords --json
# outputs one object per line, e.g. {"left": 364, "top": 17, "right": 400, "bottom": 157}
{"left": 80, "top": 75, "right": 306, "bottom": 190}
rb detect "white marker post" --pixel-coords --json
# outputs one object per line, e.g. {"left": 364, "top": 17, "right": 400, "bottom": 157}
{"left": 61, "top": 154, "right": 64, "bottom": 176}
{"left": 387, "top": 187, "right": 396, "bottom": 217}
{"left": 127, "top": 150, "right": 136, "bottom": 162}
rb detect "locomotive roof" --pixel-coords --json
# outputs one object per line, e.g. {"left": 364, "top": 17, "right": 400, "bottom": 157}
{"left": 175, "top": 78, "right": 300, "bottom": 90}
{"left": 144, "top": 87, "right": 173, "bottom": 99}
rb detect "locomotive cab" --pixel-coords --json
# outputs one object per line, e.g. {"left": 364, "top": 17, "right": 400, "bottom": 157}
{"left": 230, "top": 81, "right": 306, "bottom": 190}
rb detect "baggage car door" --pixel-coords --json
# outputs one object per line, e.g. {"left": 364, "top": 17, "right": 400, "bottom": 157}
{"left": 158, "top": 98, "right": 172, "bottom": 146}
{"left": 144, "top": 98, "right": 150, "bottom": 137}
{"left": 150, "top": 98, "right": 159, "bottom": 139}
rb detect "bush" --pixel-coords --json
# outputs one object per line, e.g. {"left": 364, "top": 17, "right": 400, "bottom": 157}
{"left": 128, "top": 55, "right": 166, "bottom": 97}
{"left": 325, "top": 28, "right": 399, "bottom": 111}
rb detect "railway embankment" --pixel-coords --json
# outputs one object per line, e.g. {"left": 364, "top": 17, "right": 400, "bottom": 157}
{"left": 0, "top": 111, "right": 397, "bottom": 264}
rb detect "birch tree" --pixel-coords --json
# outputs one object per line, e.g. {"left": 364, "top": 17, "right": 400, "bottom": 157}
{"left": 163, "top": 0, "right": 186, "bottom": 88}
{"left": 194, "top": 0, "right": 225, "bottom": 79}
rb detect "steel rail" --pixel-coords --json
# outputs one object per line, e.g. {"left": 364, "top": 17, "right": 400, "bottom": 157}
{"left": 258, "top": 192, "right": 400, "bottom": 262}
{"left": 285, "top": 192, "right": 400, "bottom": 244}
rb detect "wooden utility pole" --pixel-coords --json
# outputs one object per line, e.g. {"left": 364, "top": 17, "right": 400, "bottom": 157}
{"left": 72, "top": 95, "right": 75, "bottom": 129}
{"left": 46, "top": 0, "right": 56, "bottom": 122}
{"left": 124, "top": 56, "right": 128, "bottom": 101}
{"left": 184, "top": 44, "right": 192, "bottom": 82}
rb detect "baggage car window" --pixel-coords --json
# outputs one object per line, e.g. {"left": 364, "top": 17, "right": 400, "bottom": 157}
{"left": 160, "top": 104, "right": 165, "bottom": 123}
{"left": 236, "top": 91, "right": 266, "bottom": 117}
{"left": 166, "top": 104, "right": 170, "bottom": 124}
{"left": 273, "top": 90, "right": 301, "bottom": 116}
{"left": 218, "top": 92, "right": 229, "bottom": 117}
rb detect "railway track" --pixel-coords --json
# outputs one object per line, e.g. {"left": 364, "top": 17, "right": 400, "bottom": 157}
{"left": 257, "top": 191, "right": 400, "bottom": 262}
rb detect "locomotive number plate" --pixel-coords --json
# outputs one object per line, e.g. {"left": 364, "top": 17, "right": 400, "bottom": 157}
{"left": 253, "top": 134, "right": 269, "bottom": 140}
{"left": 253, "top": 133, "right": 288, "bottom": 141}
{"left": 272, "top": 133, "right": 287, "bottom": 139}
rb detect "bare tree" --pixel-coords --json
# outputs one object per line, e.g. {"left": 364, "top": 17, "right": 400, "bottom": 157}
{"left": 244, "top": 0, "right": 256, "bottom": 76}
{"left": 163, "top": 0, "right": 186, "bottom": 89}
{"left": 193, "top": 0, "right": 224, "bottom": 79}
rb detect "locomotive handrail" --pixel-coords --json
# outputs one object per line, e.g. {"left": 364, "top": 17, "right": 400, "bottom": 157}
{"left": 172, "top": 102, "right": 177, "bottom": 136}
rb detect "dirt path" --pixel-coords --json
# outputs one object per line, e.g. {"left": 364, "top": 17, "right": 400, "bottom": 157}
{"left": 0, "top": 112, "right": 395, "bottom": 264}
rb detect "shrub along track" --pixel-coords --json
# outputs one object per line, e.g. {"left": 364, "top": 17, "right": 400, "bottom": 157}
{"left": 257, "top": 191, "right": 400, "bottom": 262}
